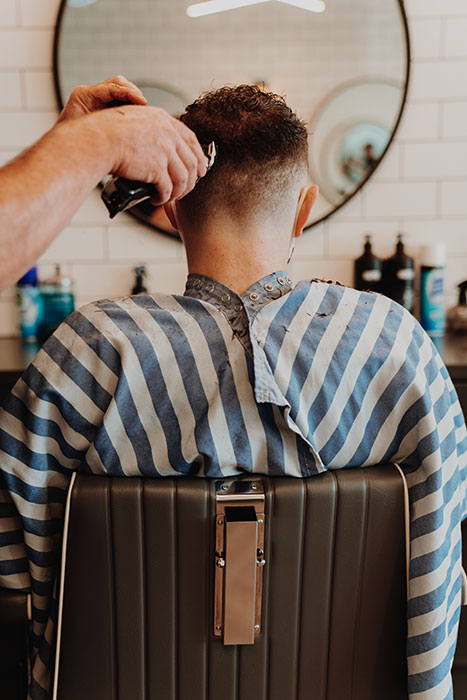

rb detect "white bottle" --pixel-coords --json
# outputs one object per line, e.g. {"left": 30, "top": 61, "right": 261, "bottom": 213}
{"left": 419, "top": 244, "right": 446, "bottom": 338}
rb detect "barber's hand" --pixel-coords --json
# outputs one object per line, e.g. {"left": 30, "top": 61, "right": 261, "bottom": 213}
{"left": 58, "top": 75, "right": 147, "bottom": 123}
{"left": 103, "top": 104, "right": 207, "bottom": 204}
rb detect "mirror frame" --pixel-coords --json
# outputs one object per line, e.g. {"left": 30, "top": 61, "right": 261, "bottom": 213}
{"left": 52, "top": 0, "right": 411, "bottom": 236}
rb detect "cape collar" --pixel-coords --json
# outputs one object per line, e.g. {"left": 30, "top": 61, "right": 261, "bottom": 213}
{"left": 184, "top": 271, "right": 292, "bottom": 313}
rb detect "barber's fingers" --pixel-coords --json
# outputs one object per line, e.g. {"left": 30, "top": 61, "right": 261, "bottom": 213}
{"left": 147, "top": 142, "right": 199, "bottom": 204}
{"left": 150, "top": 166, "right": 174, "bottom": 205}
{"left": 87, "top": 81, "right": 147, "bottom": 107}
{"left": 174, "top": 119, "right": 207, "bottom": 177}
{"left": 105, "top": 75, "right": 143, "bottom": 92}
{"left": 147, "top": 152, "right": 193, "bottom": 204}
{"left": 150, "top": 120, "right": 203, "bottom": 201}
{"left": 164, "top": 151, "right": 193, "bottom": 202}
{"left": 59, "top": 76, "right": 147, "bottom": 122}
{"left": 97, "top": 76, "right": 147, "bottom": 106}
{"left": 95, "top": 83, "right": 147, "bottom": 106}
{"left": 173, "top": 141, "right": 200, "bottom": 198}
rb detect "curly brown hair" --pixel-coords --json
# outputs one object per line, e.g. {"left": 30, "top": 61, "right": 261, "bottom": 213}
{"left": 178, "top": 84, "right": 308, "bottom": 223}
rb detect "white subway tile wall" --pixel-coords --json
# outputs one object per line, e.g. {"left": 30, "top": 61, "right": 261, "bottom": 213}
{"left": 396, "top": 102, "right": 440, "bottom": 141}
{"left": 0, "top": 111, "right": 56, "bottom": 147}
{"left": 24, "top": 71, "right": 57, "bottom": 109}
{"left": 441, "top": 182, "right": 467, "bottom": 218}
{"left": 403, "top": 142, "right": 467, "bottom": 180}
{"left": 443, "top": 102, "right": 467, "bottom": 140}
{"left": 0, "top": 29, "right": 53, "bottom": 69}
{"left": 0, "top": 1, "right": 17, "bottom": 29}
{"left": 0, "top": 72, "right": 22, "bottom": 107}
{"left": 410, "top": 61, "right": 467, "bottom": 101}
{"left": 409, "top": 19, "right": 442, "bottom": 60}
{"left": 19, "top": 0, "right": 60, "bottom": 28}
{"left": 363, "top": 182, "right": 438, "bottom": 219}
{"left": 444, "top": 18, "right": 467, "bottom": 58}
{"left": 0, "top": 0, "right": 466, "bottom": 336}
{"left": 406, "top": 0, "right": 467, "bottom": 18}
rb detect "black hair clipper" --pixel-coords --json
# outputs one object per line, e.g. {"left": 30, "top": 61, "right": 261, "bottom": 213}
{"left": 101, "top": 141, "right": 216, "bottom": 218}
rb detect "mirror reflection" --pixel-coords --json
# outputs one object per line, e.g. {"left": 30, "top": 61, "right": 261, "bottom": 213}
{"left": 55, "top": 0, "right": 408, "bottom": 234}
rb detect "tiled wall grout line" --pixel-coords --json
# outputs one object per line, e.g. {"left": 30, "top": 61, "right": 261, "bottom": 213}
{"left": 19, "top": 68, "right": 27, "bottom": 109}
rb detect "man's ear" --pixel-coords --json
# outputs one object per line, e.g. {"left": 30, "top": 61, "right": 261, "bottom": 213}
{"left": 294, "top": 185, "right": 319, "bottom": 238}
{"left": 163, "top": 202, "right": 178, "bottom": 231}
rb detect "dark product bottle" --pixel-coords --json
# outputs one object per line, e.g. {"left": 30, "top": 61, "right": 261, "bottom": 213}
{"left": 382, "top": 234, "right": 415, "bottom": 313}
{"left": 354, "top": 235, "right": 382, "bottom": 293}
{"left": 447, "top": 280, "right": 467, "bottom": 334}
{"left": 132, "top": 265, "right": 148, "bottom": 295}
{"left": 39, "top": 265, "right": 75, "bottom": 341}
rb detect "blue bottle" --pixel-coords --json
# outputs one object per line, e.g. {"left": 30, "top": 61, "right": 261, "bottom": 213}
{"left": 16, "top": 267, "right": 43, "bottom": 342}
{"left": 39, "top": 265, "right": 75, "bottom": 341}
{"left": 420, "top": 244, "right": 446, "bottom": 338}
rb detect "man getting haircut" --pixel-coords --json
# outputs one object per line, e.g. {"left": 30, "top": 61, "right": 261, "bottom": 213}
{"left": 166, "top": 86, "right": 317, "bottom": 295}
{"left": 0, "top": 85, "right": 466, "bottom": 700}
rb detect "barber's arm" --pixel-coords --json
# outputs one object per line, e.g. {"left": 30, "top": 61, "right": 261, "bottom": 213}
{"left": 0, "top": 77, "right": 206, "bottom": 292}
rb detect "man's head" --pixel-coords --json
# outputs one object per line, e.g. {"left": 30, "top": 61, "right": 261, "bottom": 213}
{"left": 166, "top": 85, "right": 316, "bottom": 228}
{"left": 164, "top": 85, "right": 318, "bottom": 289}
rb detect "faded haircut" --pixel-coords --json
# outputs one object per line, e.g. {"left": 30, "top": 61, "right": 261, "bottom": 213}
{"left": 178, "top": 84, "right": 309, "bottom": 223}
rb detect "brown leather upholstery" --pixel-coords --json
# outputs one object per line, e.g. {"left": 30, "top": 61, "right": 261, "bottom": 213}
{"left": 55, "top": 465, "right": 409, "bottom": 700}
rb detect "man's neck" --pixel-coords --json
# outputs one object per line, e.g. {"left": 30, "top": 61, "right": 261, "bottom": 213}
{"left": 183, "top": 224, "right": 291, "bottom": 295}
{"left": 188, "top": 265, "right": 281, "bottom": 295}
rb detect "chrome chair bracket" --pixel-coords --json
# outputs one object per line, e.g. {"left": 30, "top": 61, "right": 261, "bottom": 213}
{"left": 214, "top": 479, "right": 266, "bottom": 645}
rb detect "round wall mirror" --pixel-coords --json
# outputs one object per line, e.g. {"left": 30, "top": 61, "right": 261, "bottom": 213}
{"left": 54, "top": 0, "right": 410, "bottom": 236}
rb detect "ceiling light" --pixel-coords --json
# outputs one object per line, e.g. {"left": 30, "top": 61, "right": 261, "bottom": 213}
{"left": 66, "top": 0, "right": 98, "bottom": 7}
{"left": 187, "top": 0, "right": 270, "bottom": 18}
{"left": 277, "top": 0, "right": 326, "bottom": 12}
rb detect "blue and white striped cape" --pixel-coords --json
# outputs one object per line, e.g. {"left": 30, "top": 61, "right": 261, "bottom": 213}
{"left": 0, "top": 271, "right": 466, "bottom": 700}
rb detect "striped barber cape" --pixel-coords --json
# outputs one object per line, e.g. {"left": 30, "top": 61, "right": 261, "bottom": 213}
{"left": 0, "top": 270, "right": 466, "bottom": 700}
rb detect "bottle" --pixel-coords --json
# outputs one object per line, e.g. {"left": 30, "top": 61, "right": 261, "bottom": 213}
{"left": 447, "top": 280, "right": 467, "bottom": 334}
{"left": 16, "top": 267, "right": 42, "bottom": 342}
{"left": 420, "top": 244, "right": 446, "bottom": 338}
{"left": 354, "top": 235, "right": 382, "bottom": 293}
{"left": 39, "top": 265, "right": 75, "bottom": 341}
{"left": 132, "top": 265, "right": 148, "bottom": 295}
{"left": 382, "top": 234, "right": 415, "bottom": 313}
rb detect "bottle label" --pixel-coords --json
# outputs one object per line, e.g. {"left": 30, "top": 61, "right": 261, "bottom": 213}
{"left": 361, "top": 269, "right": 382, "bottom": 283}
{"left": 16, "top": 287, "right": 42, "bottom": 340}
{"left": 397, "top": 268, "right": 415, "bottom": 281}
{"left": 420, "top": 268, "right": 445, "bottom": 336}
{"left": 424, "top": 270, "right": 444, "bottom": 302}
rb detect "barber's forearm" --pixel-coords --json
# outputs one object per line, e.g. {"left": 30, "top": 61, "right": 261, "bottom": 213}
{"left": 0, "top": 114, "right": 113, "bottom": 291}
{"left": 0, "top": 101, "right": 206, "bottom": 291}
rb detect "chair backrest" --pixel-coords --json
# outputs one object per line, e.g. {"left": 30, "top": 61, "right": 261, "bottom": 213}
{"left": 54, "top": 465, "right": 409, "bottom": 700}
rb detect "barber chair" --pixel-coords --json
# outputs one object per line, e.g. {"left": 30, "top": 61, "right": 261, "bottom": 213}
{"left": 54, "top": 465, "right": 409, "bottom": 700}
{"left": 3, "top": 465, "right": 467, "bottom": 699}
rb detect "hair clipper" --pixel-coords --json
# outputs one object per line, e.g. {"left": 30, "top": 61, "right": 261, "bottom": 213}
{"left": 101, "top": 141, "right": 216, "bottom": 218}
